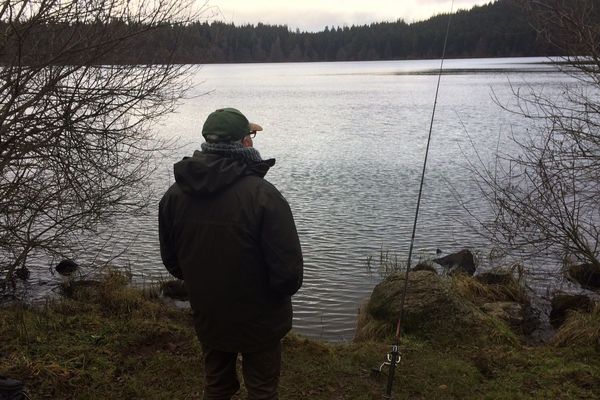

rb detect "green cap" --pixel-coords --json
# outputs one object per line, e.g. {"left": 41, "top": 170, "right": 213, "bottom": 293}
{"left": 202, "top": 108, "right": 254, "bottom": 143}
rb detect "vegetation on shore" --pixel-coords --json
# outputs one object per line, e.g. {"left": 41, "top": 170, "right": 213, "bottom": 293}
{"left": 1, "top": 269, "right": 599, "bottom": 399}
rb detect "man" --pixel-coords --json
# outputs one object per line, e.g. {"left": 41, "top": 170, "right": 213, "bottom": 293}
{"left": 159, "top": 107, "right": 303, "bottom": 400}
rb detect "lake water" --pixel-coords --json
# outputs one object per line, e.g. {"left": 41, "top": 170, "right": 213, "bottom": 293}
{"left": 25, "top": 57, "right": 582, "bottom": 341}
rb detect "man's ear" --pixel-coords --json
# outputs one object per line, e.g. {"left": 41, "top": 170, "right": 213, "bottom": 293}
{"left": 242, "top": 136, "right": 253, "bottom": 148}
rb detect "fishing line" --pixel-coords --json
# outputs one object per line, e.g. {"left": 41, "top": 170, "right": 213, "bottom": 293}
{"left": 383, "top": 1, "right": 455, "bottom": 398}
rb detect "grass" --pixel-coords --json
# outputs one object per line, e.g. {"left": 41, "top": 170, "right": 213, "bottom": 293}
{"left": 366, "top": 247, "right": 404, "bottom": 277}
{"left": 451, "top": 270, "right": 529, "bottom": 306}
{"left": 1, "top": 270, "right": 600, "bottom": 399}
{"left": 551, "top": 305, "right": 600, "bottom": 348}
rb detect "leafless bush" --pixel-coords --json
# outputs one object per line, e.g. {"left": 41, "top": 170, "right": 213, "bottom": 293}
{"left": 0, "top": 0, "right": 203, "bottom": 286}
{"left": 470, "top": 0, "right": 600, "bottom": 269}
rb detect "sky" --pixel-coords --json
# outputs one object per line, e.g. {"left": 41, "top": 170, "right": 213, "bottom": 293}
{"left": 206, "top": 0, "right": 493, "bottom": 32}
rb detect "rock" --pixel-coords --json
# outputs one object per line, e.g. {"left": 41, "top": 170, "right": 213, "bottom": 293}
{"left": 59, "top": 279, "right": 100, "bottom": 297}
{"left": 411, "top": 262, "right": 437, "bottom": 274}
{"left": 520, "top": 305, "right": 541, "bottom": 335}
{"left": 549, "top": 293, "right": 593, "bottom": 328}
{"left": 355, "top": 271, "right": 516, "bottom": 345}
{"left": 564, "top": 263, "right": 600, "bottom": 290}
{"left": 161, "top": 280, "right": 188, "bottom": 301}
{"left": 468, "top": 267, "right": 529, "bottom": 305}
{"left": 15, "top": 267, "right": 30, "bottom": 281}
{"left": 433, "top": 249, "right": 476, "bottom": 276}
{"left": 56, "top": 259, "right": 78, "bottom": 276}
{"left": 475, "top": 270, "right": 514, "bottom": 286}
{"left": 482, "top": 301, "right": 522, "bottom": 323}
{"left": 0, "top": 376, "right": 23, "bottom": 398}
{"left": 481, "top": 302, "right": 539, "bottom": 335}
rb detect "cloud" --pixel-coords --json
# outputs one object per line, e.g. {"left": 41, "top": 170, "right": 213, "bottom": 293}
{"left": 217, "top": 6, "right": 387, "bottom": 31}
{"left": 211, "top": 0, "right": 492, "bottom": 32}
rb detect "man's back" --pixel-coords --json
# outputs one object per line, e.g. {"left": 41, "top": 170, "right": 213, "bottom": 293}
{"left": 159, "top": 150, "right": 303, "bottom": 353}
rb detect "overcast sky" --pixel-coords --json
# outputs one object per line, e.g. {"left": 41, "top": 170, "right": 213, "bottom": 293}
{"left": 206, "top": 0, "right": 493, "bottom": 32}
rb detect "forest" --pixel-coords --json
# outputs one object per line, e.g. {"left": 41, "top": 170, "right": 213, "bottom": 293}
{"left": 0, "top": 0, "right": 555, "bottom": 65}
{"left": 167, "top": 0, "right": 546, "bottom": 63}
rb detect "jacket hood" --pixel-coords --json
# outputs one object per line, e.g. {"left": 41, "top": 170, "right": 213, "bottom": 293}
{"left": 173, "top": 150, "right": 275, "bottom": 196}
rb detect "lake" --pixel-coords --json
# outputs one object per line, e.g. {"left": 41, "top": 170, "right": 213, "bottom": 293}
{"left": 27, "top": 57, "right": 581, "bottom": 341}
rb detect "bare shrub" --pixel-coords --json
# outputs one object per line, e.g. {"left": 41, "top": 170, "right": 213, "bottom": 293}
{"left": 0, "top": 0, "right": 202, "bottom": 286}
{"left": 469, "top": 0, "right": 600, "bottom": 269}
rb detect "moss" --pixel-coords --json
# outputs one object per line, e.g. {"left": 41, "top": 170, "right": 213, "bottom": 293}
{"left": 356, "top": 271, "right": 518, "bottom": 346}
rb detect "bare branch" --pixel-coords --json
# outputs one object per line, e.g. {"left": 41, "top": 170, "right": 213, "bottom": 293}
{"left": 1, "top": 0, "right": 202, "bottom": 286}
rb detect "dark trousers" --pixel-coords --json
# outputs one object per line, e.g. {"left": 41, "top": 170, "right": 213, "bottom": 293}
{"left": 202, "top": 342, "right": 282, "bottom": 400}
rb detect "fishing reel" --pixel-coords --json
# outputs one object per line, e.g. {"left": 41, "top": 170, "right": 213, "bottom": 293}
{"left": 373, "top": 345, "right": 402, "bottom": 374}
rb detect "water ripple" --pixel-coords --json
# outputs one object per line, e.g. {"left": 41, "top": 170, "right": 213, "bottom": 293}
{"left": 20, "top": 58, "right": 582, "bottom": 342}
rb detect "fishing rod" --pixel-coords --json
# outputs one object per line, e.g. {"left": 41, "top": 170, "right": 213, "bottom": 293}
{"left": 381, "top": 1, "right": 455, "bottom": 398}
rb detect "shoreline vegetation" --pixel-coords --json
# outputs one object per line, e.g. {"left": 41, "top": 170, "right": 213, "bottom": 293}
{"left": 2, "top": 267, "right": 599, "bottom": 399}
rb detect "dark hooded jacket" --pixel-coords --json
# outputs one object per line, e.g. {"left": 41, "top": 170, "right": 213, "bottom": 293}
{"left": 159, "top": 150, "right": 303, "bottom": 353}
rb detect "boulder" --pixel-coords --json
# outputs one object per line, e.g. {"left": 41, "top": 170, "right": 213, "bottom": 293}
{"left": 433, "top": 249, "right": 476, "bottom": 276}
{"left": 564, "top": 263, "right": 600, "bottom": 290}
{"left": 472, "top": 267, "right": 530, "bottom": 305}
{"left": 520, "top": 305, "right": 540, "bottom": 335}
{"left": 475, "top": 270, "right": 514, "bottom": 286}
{"left": 355, "top": 271, "right": 516, "bottom": 345}
{"left": 411, "top": 262, "right": 437, "bottom": 274}
{"left": 59, "top": 279, "right": 101, "bottom": 298}
{"left": 482, "top": 301, "right": 522, "bottom": 323}
{"left": 161, "top": 280, "right": 188, "bottom": 301}
{"left": 481, "top": 302, "right": 539, "bottom": 335}
{"left": 56, "top": 259, "right": 78, "bottom": 276}
{"left": 15, "top": 267, "right": 30, "bottom": 281}
{"left": 549, "top": 293, "right": 594, "bottom": 328}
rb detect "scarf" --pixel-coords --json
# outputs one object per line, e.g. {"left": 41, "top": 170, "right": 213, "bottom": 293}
{"left": 200, "top": 142, "right": 264, "bottom": 163}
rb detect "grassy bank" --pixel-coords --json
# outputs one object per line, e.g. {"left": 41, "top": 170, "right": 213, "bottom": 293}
{"left": 1, "top": 271, "right": 599, "bottom": 399}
